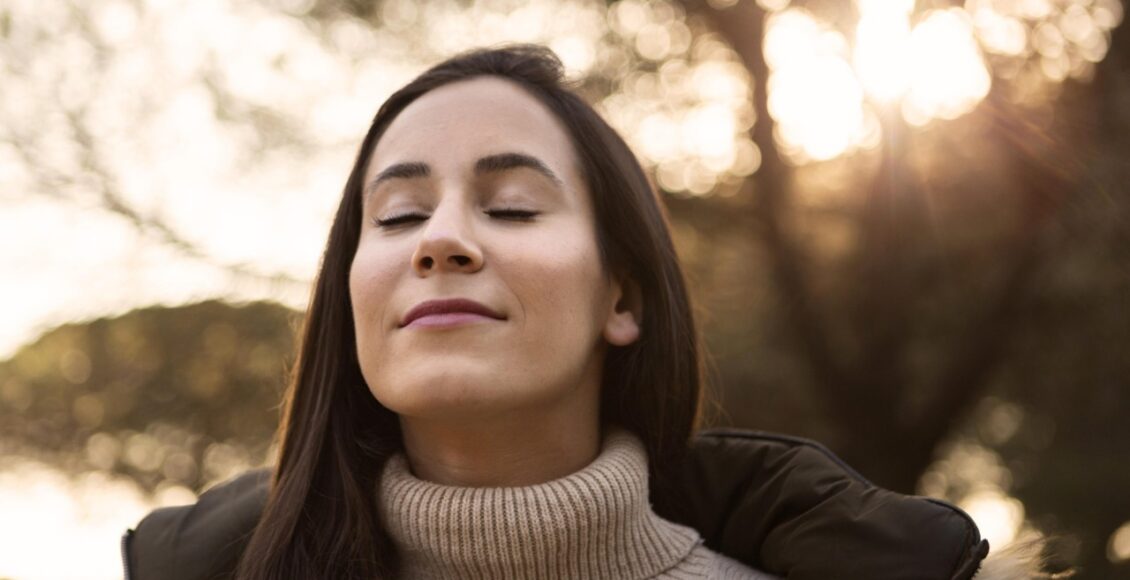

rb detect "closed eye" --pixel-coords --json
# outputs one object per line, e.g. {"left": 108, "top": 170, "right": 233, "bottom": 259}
{"left": 486, "top": 208, "right": 539, "bottom": 221}
{"left": 372, "top": 212, "right": 428, "bottom": 228}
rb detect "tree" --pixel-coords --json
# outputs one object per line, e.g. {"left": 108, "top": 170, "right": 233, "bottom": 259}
{"left": 0, "top": 300, "right": 298, "bottom": 492}
{"left": 3, "top": 0, "right": 1127, "bottom": 576}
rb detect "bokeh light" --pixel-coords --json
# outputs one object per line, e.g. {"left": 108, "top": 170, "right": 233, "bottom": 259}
{"left": 961, "top": 489, "right": 1026, "bottom": 548}
{"left": 762, "top": 0, "right": 1120, "bottom": 161}
{"left": 901, "top": 9, "right": 992, "bottom": 125}
{"left": 765, "top": 8, "right": 873, "bottom": 162}
{"left": 0, "top": 459, "right": 185, "bottom": 580}
{"left": 918, "top": 417, "right": 1029, "bottom": 552}
{"left": 600, "top": 0, "right": 757, "bottom": 196}
{"left": 1110, "top": 521, "right": 1130, "bottom": 564}
{"left": 4, "top": 0, "right": 1120, "bottom": 357}
{"left": 967, "top": 0, "right": 1123, "bottom": 98}
{"left": 854, "top": 0, "right": 916, "bottom": 102}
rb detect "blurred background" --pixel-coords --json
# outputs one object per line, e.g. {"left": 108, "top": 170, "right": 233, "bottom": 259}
{"left": 1, "top": 0, "right": 1127, "bottom": 577}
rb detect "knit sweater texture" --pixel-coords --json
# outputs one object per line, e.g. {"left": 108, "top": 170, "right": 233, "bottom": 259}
{"left": 378, "top": 426, "right": 774, "bottom": 579}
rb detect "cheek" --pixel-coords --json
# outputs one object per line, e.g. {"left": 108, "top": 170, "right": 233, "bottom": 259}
{"left": 510, "top": 236, "right": 608, "bottom": 337}
{"left": 349, "top": 244, "right": 405, "bottom": 336}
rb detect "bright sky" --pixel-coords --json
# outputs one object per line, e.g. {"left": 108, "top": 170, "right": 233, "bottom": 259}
{"left": 0, "top": 0, "right": 1124, "bottom": 577}
{"left": 0, "top": 458, "right": 195, "bottom": 580}
{"left": 0, "top": 0, "right": 1121, "bottom": 358}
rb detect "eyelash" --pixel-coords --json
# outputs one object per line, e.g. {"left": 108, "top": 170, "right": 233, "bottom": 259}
{"left": 371, "top": 208, "right": 539, "bottom": 228}
{"left": 487, "top": 208, "right": 539, "bottom": 221}
{"left": 372, "top": 212, "right": 426, "bottom": 228}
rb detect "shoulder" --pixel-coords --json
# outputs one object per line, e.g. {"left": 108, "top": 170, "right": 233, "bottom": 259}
{"left": 124, "top": 469, "right": 269, "bottom": 580}
{"left": 674, "top": 429, "right": 990, "bottom": 580}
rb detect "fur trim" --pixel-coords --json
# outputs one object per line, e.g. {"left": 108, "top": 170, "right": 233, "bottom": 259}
{"left": 972, "top": 537, "right": 1071, "bottom": 580}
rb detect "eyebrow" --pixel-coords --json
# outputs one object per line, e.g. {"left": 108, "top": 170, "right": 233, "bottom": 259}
{"left": 474, "top": 152, "right": 564, "bottom": 187}
{"left": 364, "top": 152, "right": 565, "bottom": 201}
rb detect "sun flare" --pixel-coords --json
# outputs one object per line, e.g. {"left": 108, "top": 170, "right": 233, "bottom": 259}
{"left": 762, "top": 0, "right": 1120, "bottom": 160}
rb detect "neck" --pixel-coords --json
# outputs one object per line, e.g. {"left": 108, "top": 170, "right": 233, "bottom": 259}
{"left": 398, "top": 393, "right": 601, "bottom": 487}
{"left": 378, "top": 427, "right": 703, "bottom": 580}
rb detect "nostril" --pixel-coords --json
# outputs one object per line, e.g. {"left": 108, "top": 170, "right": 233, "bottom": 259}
{"left": 420, "top": 256, "right": 435, "bottom": 269}
{"left": 451, "top": 255, "right": 471, "bottom": 267}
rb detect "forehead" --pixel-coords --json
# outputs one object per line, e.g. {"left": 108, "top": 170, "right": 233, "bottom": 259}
{"left": 367, "top": 76, "right": 581, "bottom": 183}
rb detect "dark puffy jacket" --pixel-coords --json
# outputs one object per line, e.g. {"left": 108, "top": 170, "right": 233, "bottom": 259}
{"left": 123, "top": 429, "right": 990, "bottom": 580}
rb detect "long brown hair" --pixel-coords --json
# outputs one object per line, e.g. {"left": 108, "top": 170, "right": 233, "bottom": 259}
{"left": 236, "top": 44, "right": 703, "bottom": 579}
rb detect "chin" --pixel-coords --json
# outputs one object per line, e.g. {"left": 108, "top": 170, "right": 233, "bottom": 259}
{"left": 370, "top": 371, "right": 528, "bottom": 420}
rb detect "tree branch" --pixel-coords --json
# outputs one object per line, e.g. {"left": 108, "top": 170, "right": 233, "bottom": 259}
{"left": 680, "top": 0, "right": 857, "bottom": 421}
{"left": 916, "top": 90, "right": 1069, "bottom": 454}
{"left": 64, "top": 106, "right": 310, "bottom": 291}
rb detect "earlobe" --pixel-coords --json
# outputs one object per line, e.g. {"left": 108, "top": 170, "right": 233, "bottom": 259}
{"left": 603, "top": 277, "right": 642, "bottom": 347}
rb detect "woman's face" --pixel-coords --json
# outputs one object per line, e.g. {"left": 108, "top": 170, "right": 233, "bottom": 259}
{"left": 349, "top": 76, "right": 640, "bottom": 423}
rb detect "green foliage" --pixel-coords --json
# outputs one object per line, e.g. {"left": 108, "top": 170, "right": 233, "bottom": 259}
{"left": 0, "top": 300, "right": 299, "bottom": 492}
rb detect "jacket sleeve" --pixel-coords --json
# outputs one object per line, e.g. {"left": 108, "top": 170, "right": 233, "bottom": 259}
{"left": 667, "top": 429, "right": 990, "bottom": 580}
{"left": 124, "top": 469, "right": 271, "bottom": 580}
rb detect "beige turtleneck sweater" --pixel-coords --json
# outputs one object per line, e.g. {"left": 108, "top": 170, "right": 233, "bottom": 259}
{"left": 378, "top": 426, "right": 778, "bottom": 579}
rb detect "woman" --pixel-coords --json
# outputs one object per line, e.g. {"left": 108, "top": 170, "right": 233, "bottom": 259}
{"left": 239, "top": 42, "right": 767, "bottom": 579}
{"left": 124, "top": 45, "right": 1038, "bottom": 580}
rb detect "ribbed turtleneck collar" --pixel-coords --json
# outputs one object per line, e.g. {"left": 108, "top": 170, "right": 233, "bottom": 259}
{"left": 377, "top": 426, "right": 702, "bottom": 579}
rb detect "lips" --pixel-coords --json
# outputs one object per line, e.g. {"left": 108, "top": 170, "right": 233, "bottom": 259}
{"left": 399, "top": 298, "right": 505, "bottom": 328}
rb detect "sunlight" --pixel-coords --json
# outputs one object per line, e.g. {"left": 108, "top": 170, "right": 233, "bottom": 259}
{"left": 966, "top": 0, "right": 1123, "bottom": 93}
{"left": 960, "top": 489, "right": 1025, "bottom": 549}
{"left": 1110, "top": 521, "right": 1130, "bottom": 563}
{"left": 600, "top": 0, "right": 755, "bottom": 195}
{"left": 970, "top": 7, "right": 1028, "bottom": 57}
{"left": 766, "top": 3, "right": 990, "bottom": 161}
{"left": 853, "top": 2, "right": 991, "bottom": 124}
{"left": 0, "top": 458, "right": 193, "bottom": 580}
{"left": 854, "top": 3, "right": 914, "bottom": 102}
{"left": 682, "top": 104, "right": 738, "bottom": 163}
{"left": 765, "top": 9, "right": 868, "bottom": 162}
{"left": 917, "top": 427, "right": 1034, "bottom": 553}
{"left": 764, "top": 0, "right": 1120, "bottom": 158}
{"left": 0, "top": 0, "right": 617, "bottom": 359}
{"left": 7, "top": 0, "right": 1118, "bottom": 359}
{"left": 755, "top": 0, "right": 790, "bottom": 12}
{"left": 903, "top": 9, "right": 992, "bottom": 124}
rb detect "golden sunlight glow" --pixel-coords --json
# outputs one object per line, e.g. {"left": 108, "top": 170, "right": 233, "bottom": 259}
{"left": 854, "top": 2, "right": 991, "bottom": 124}
{"left": 0, "top": 0, "right": 620, "bottom": 358}
{"left": 970, "top": 6, "right": 1028, "bottom": 56}
{"left": 966, "top": 0, "right": 1123, "bottom": 94}
{"left": 1107, "top": 520, "right": 1130, "bottom": 560}
{"left": 0, "top": 458, "right": 195, "bottom": 580}
{"left": 6, "top": 0, "right": 1123, "bottom": 363}
{"left": 1109, "top": 521, "right": 1130, "bottom": 563}
{"left": 961, "top": 489, "right": 1025, "bottom": 549}
{"left": 755, "top": 0, "right": 791, "bottom": 11}
{"left": 902, "top": 9, "right": 992, "bottom": 125}
{"left": 765, "top": 0, "right": 1120, "bottom": 160}
{"left": 601, "top": 0, "right": 755, "bottom": 196}
{"left": 766, "top": 9, "right": 870, "bottom": 162}
{"left": 919, "top": 434, "right": 1029, "bottom": 551}
{"left": 853, "top": 1, "right": 915, "bottom": 102}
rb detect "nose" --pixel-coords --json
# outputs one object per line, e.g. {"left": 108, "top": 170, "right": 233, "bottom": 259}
{"left": 411, "top": 203, "right": 484, "bottom": 276}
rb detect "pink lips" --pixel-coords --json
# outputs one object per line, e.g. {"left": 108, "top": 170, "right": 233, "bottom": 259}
{"left": 400, "top": 298, "right": 505, "bottom": 329}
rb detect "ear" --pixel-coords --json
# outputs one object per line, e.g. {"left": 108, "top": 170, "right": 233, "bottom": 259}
{"left": 603, "top": 274, "right": 642, "bottom": 347}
